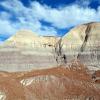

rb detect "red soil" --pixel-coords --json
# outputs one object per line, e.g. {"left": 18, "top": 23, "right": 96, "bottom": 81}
{"left": 0, "top": 61, "right": 100, "bottom": 100}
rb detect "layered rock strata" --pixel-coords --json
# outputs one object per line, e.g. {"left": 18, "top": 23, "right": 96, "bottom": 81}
{"left": 60, "top": 22, "right": 100, "bottom": 70}
{"left": 0, "top": 22, "right": 100, "bottom": 71}
{"left": 0, "top": 30, "right": 60, "bottom": 71}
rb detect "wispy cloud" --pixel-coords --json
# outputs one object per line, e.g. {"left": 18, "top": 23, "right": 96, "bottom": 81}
{"left": 0, "top": 0, "right": 100, "bottom": 39}
{"left": 0, "top": 0, "right": 58, "bottom": 37}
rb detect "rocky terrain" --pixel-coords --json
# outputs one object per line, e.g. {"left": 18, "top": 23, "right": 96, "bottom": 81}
{"left": 0, "top": 30, "right": 60, "bottom": 71}
{"left": 0, "top": 61, "right": 100, "bottom": 100}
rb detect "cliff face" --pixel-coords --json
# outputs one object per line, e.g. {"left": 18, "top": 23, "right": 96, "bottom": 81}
{"left": 60, "top": 22, "right": 100, "bottom": 70}
{"left": 0, "top": 30, "right": 60, "bottom": 71}
{"left": 0, "top": 22, "right": 100, "bottom": 71}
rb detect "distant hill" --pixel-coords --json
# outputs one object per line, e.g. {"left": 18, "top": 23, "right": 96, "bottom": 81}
{"left": 4, "top": 30, "right": 59, "bottom": 48}
{"left": 0, "top": 30, "right": 60, "bottom": 71}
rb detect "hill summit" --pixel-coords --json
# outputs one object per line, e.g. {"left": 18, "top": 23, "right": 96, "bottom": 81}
{"left": 4, "top": 30, "right": 59, "bottom": 48}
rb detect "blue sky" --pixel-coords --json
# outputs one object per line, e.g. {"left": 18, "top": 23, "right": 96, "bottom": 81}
{"left": 0, "top": 0, "right": 100, "bottom": 42}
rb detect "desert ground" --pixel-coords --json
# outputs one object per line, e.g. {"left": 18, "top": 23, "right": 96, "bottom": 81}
{"left": 0, "top": 61, "right": 100, "bottom": 100}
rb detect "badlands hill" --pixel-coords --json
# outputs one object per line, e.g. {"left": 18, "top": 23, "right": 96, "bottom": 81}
{"left": 0, "top": 22, "right": 100, "bottom": 71}
{"left": 0, "top": 30, "right": 60, "bottom": 71}
{"left": 60, "top": 22, "right": 100, "bottom": 70}
{"left": 4, "top": 30, "right": 59, "bottom": 48}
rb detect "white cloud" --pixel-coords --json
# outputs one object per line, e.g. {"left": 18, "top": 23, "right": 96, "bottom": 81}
{"left": 0, "top": 40, "right": 4, "bottom": 44}
{"left": 0, "top": 0, "right": 57, "bottom": 36}
{"left": 31, "top": 2, "right": 99, "bottom": 28}
{"left": 0, "top": 0, "right": 100, "bottom": 38}
{"left": 0, "top": 19, "right": 16, "bottom": 35}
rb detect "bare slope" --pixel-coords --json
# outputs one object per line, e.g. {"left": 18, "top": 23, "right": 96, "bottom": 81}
{"left": 0, "top": 62, "right": 100, "bottom": 100}
{"left": 58, "top": 22, "right": 100, "bottom": 70}
{"left": 0, "top": 30, "right": 60, "bottom": 71}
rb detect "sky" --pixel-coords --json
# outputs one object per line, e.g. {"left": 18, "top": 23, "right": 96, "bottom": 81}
{"left": 0, "top": 0, "right": 100, "bottom": 42}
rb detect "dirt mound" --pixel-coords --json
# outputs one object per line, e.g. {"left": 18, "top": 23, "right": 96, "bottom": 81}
{"left": 0, "top": 62, "right": 100, "bottom": 100}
